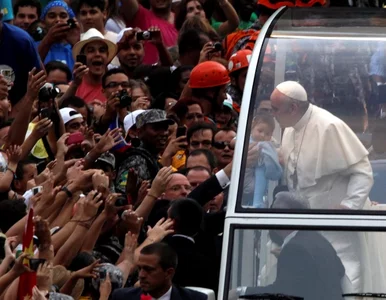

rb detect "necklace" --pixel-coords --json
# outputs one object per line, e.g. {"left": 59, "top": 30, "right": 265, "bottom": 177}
{"left": 289, "top": 106, "right": 313, "bottom": 189}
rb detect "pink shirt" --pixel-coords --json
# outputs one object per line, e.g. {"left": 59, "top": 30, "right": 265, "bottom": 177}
{"left": 127, "top": 5, "right": 178, "bottom": 65}
{"left": 75, "top": 79, "right": 107, "bottom": 104}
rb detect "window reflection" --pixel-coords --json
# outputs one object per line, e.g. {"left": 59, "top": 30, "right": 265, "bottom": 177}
{"left": 227, "top": 225, "right": 386, "bottom": 300}
{"left": 240, "top": 36, "right": 386, "bottom": 210}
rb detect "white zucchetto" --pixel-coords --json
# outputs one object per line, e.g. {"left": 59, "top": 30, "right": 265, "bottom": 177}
{"left": 276, "top": 81, "right": 308, "bottom": 102}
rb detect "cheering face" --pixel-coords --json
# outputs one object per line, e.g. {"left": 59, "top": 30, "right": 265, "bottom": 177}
{"left": 84, "top": 41, "right": 109, "bottom": 76}
{"left": 118, "top": 39, "right": 145, "bottom": 69}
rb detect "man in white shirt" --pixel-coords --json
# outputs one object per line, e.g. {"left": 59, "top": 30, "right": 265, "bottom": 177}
{"left": 112, "top": 243, "right": 207, "bottom": 300}
{"left": 270, "top": 81, "right": 374, "bottom": 292}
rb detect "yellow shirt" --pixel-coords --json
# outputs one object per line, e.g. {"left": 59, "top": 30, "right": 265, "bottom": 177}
{"left": 26, "top": 123, "right": 48, "bottom": 159}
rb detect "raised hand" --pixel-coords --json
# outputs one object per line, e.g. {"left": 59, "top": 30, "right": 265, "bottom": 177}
{"left": 11, "top": 252, "right": 32, "bottom": 276}
{"left": 36, "top": 261, "right": 53, "bottom": 291}
{"left": 6, "top": 144, "right": 22, "bottom": 165}
{"left": 99, "top": 272, "right": 112, "bottom": 300}
{"left": 148, "top": 26, "right": 163, "bottom": 46}
{"left": 149, "top": 166, "right": 173, "bottom": 197}
{"left": 72, "top": 62, "right": 89, "bottom": 86}
{"left": 121, "top": 209, "right": 143, "bottom": 235}
{"left": 26, "top": 68, "right": 47, "bottom": 100}
{"left": 82, "top": 190, "right": 103, "bottom": 221}
{"left": 73, "top": 259, "right": 101, "bottom": 279}
{"left": 31, "top": 118, "right": 53, "bottom": 139}
{"left": 34, "top": 216, "right": 52, "bottom": 251}
{"left": 146, "top": 218, "right": 174, "bottom": 242}
{"left": 95, "top": 128, "right": 122, "bottom": 154}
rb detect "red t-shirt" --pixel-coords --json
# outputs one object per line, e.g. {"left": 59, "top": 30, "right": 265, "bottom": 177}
{"left": 75, "top": 79, "right": 107, "bottom": 104}
{"left": 127, "top": 5, "right": 178, "bottom": 65}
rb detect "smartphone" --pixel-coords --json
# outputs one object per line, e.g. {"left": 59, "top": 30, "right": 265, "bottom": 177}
{"left": 32, "top": 186, "right": 43, "bottom": 195}
{"left": 67, "top": 132, "right": 84, "bottom": 145}
{"left": 99, "top": 270, "right": 106, "bottom": 280}
{"left": 67, "top": 18, "right": 76, "bottom": 29}
{"left": 29, "top": 258, "right": 46, "bottom": 272}
{"left": 76, "top": 54, "right": 87, "bottom": 65}
{"left": 40, "top": 107, "right": 52, "bottom": 120}
{"left": 176, "top": 126, "right": 187, "bottom": 138}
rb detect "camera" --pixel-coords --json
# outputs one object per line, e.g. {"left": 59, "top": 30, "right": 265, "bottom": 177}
{"left": 67, "top": 18, "right": 76, "bottom": 29}
{"left": 213, "top": 42, "right": 223, "bottom": 52}
{"left": 136, "top": 31, "right": 152, "bottom": 41}
{"left": 39, "top": 84, "right": 59, "bottom": 102}
{"left": 118, "top": 90, "right": 132, "bottom": 108}
{"left": 30, "top": 26, "right": 46, "bottom": 42}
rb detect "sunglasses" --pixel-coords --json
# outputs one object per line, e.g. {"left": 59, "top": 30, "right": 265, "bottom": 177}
{"left": 105, "top": 81, "right": 131, "bottom": 89}
{"left": 213, "top": 141, "right": 234, "bottom": 150}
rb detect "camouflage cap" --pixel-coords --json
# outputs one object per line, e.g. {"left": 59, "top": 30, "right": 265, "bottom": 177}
{"left": 136, "top": 109, "right": 175, "bottom": 129}
{"left": 95, "top": 152, "right": 116, "bottom": 169}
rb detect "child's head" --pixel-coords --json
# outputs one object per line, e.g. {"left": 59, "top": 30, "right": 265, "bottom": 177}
{"left": 251, "top": 112, "right": 275, "bottom": 142}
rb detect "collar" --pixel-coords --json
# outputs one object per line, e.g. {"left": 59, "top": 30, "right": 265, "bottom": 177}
{"left": 282, "top": 230, "right": 298, "bottom": 248}
{"left": 152, "top": 286, "right": 172, "bottom": 300}
{"left": 293, "top": 104, "right": 313, "bottom": 131}
{"left": 173, "top": 234, "right": 195, "bottom": 243}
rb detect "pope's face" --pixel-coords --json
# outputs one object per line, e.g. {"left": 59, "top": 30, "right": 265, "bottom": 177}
{"left": 270, "top": 89, "right": 298, "bottom": 128}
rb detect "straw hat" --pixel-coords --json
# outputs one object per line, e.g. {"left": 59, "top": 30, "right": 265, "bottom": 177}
{"left": 72, "top": 28, "right": 117, "bottom": 64}
{"left": 52, "top": 265, "right": 84, "bottom": 300}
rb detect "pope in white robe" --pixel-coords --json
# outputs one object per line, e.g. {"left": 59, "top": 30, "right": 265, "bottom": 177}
{"left": 270, "top": 81, "right": 374, "bottom": 293}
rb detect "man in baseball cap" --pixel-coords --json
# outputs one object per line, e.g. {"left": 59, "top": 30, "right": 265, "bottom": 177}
{"left": 115, "top": 109, "right": 174, "bottom": 193}
{"left": 59, "top": 107, "right": 86, "bottom": 134}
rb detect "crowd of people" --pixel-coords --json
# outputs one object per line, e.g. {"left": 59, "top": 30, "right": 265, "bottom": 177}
{"left": 0, "top": 0, "right": 385, "bottom": 299}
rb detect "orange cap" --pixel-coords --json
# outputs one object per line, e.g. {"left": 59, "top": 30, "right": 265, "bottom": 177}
{"left": 189, "top": 61, "right": 231, "bottom": 89}
{"left": 228, "top": 49, "right": 253, "bottom": 75}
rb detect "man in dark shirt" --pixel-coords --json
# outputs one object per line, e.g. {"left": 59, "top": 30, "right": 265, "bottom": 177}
{"left": 0, "top": 19, "right": 42, "bottom": 113}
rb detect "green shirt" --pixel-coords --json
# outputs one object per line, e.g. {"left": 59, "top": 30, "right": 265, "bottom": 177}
{"left": 211, "top": 12, "right": 258, "bottom": 31}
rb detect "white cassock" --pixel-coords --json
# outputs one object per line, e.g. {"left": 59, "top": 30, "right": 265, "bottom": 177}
{"left": 281, "top": 104, "right": 374, "bottom": 293}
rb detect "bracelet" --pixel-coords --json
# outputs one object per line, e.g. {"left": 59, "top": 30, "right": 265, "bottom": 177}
{"left": 147, "top": 193, "right": 158, "bottom": 199}
{"left": 61, "top": 186, "right": 73, "bottom": 198}
{"left": 6, "top": 167, "right": 15, "bottom": 175}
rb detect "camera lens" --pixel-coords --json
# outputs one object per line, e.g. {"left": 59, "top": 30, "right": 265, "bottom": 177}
{"left": 142, "top": 31, "right": 151, "bottom": 40}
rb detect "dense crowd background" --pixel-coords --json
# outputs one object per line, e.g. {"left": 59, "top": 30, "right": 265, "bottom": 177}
{"left": 0, "top": 0, "right": 385, "bottom": 299}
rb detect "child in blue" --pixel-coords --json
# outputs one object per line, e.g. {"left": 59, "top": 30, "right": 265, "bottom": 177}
{"left": 243, "top": 113, "right": 282, "bottom": 208}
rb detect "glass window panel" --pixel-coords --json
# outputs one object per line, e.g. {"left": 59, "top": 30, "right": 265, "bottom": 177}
{"left": 237, "top": 33, "right": 386, "bottom": 212}
{"left": 226, "top": 228, "right": 386, "bottom": 300}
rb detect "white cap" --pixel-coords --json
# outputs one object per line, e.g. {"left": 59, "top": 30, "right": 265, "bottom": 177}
{"left": 116, "top": 27, "right": 134, "bottom": 43}
{"left": 60, "top": 107, "right": 83, "bottom": 125}
{"left": 276, "top": 81, "right": 308, "bottom": 102}
{"left": 124, "top": 110, "right": 145, "bottom": 133}
{"left": 223, "top": 93, "right": 234, "bottom": 110}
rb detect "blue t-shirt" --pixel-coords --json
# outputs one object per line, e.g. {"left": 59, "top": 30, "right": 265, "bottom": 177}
{"left": 0, "top": 22, "right": 42, "bottom": 105}
{"left": 35, "top": 41, "right": 74, "bottom": 71}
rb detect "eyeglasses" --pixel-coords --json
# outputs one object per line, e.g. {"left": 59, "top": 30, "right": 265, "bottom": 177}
{"left": 190, "top": 140, "right": 212, "bottom": 148}
{"left": 105, "top": 81, "right": 131, "bottom": 89}
{"left": 213, "top": 141, "right": 234, "bottom": 150}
